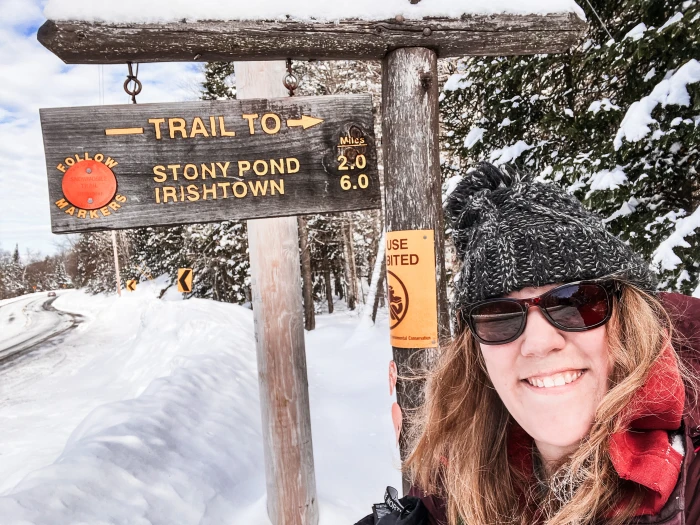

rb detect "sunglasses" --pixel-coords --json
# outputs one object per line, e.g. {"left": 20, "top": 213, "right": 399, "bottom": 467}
{"left": 461, "top": 280, "right": 619, "bottom": 345}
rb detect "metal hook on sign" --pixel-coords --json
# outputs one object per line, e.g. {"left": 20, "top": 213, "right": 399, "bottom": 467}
{"left": 283, "top": 58, "right": 299, "bottom": 97}
{"left": 124, "top": 61, "right": 142, "bottom": 104}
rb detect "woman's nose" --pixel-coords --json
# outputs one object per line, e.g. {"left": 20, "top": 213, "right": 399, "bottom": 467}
{"left": 519, "top": 307, "right": 566, "bottom": 357}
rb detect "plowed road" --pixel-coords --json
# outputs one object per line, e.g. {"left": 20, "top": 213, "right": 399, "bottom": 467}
{"left": 0, "top": 293, "right": 80, "bottom": 365}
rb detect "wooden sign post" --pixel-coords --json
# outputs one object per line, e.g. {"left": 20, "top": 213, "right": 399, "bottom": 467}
{"left": 37, "top": 2, "right": 586, "bottom": 520}
{"left": 235, "top": 60, "right": 318, "bottom": 525}
{"left": 382, "top": 47, "right": 451, "bottom": 493}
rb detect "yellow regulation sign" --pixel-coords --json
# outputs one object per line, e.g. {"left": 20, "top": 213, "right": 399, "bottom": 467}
{"left": 386, "top": 230, "right": 438, "bottom": 349}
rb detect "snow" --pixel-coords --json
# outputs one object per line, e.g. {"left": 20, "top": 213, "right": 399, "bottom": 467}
{"left": 463, "top": 127, "right": 485, "bottom": 149}
{"left": 614, "top": 59, "right": 700, "bottom": 150}
{"left": 566, "top": 180, "right": 586, "bottom": 195}
{"left": 443, "top": 175, "right": 463, "bottom": 203}
{"left": 624, "top": 23, "right": 647, "bottom": 41}
{"left": 0, "top": 293, "right": 76, "bottom": 359}
{"left": 652, "top": 205, "right": 700, "bottom": 271}
{"left": 587, "top": 98, "right": 620, "bottom": 114}
{"left": 677, "top": 270, "right": 691, "bottom": 286}
{"left": 0, "top": 293, "right": 50, "bottom": 346}
{"left": 585, "top": 166, "right": 628, "bottom": 198}
{"left": 0, "top": 280, "right": 400, "bottom": 524}
{"left": 644, "top": 67, "right": 657, "bottom": 82}
{"left": 489, "top": 140, "right": 533, "bottom": 165}
{"left": 44, "top": 0, "right": 586, "bottom": 23}
{"left": 443, "top": 74, "right": 473, "bottom": 92}
{"left": 658, "top": 12, "right": 683, "bottom": 32}
{"left": 603, "top": 197, "right": 639, "bottom": 223}
{"left": 540, "top": 165, "right": 554, "bottom": 178}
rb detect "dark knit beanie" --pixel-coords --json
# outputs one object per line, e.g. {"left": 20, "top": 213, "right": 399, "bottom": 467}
{"left": 444, "top": 163, "right": 656, "bottom": 311}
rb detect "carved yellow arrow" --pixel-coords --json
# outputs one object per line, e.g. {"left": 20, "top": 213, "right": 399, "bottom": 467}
{"left": 286, "top": 115, "right": 324, "bottom": 130}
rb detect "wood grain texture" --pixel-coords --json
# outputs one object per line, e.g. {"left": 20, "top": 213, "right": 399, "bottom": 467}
{"left": 37, "top": 13, "right": 586, "bottom": 64}
{"left": 40, "top": 95, "right": 379, "bottom": 234}
{"left": 381, "top": 47, "right": 451, "bottom": 494}
{"left": 238, "top": 61, "right": 318, "bottom": 525}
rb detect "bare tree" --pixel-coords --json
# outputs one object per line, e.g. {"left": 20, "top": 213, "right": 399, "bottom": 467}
{"left": 341, "top": 215, "right": 358, "bottom": 310}
{"left": 297, "top": 215, "right": 315, "bottom": 330}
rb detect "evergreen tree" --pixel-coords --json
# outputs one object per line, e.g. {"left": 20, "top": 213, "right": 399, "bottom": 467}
{"left": 201, "top": 62, "right": 236, "bottom": 100}
{"left": 73, "top": 232, "right": 119, "bottom": 293}
{"left": 441, "top": 0, "right": 700, "bottom": 294}
{"left": 0, "top": 247, "right": 26, "bottom": 299}
{"left": 183, "top": 222, "right": 250, "bottom": 303}
{"left": 129, "top": 221, "right": 250, "bottom": 303}
{"left": 52, "top": 258, "right": 72, "bottom": 289}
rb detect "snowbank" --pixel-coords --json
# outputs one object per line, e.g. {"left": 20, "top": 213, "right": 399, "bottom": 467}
{"left": 44, "top": 0, "right": 585, "bottom": 23}
{"left": 0, "top": 282, "right": 400, "bottom": 524}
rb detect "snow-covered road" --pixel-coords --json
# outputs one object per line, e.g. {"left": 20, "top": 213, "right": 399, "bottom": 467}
{"left": 0, "top": 292, "right": 80, "bottom": 364}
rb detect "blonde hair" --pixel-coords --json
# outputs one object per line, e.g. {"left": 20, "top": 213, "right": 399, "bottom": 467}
{"left": 404, "top": 284, "right": 693, "bottom": 525}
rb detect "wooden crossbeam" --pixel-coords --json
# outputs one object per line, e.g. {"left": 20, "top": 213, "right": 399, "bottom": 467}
{"left": 37, "top": 13, "right": 586, "bottom": 64}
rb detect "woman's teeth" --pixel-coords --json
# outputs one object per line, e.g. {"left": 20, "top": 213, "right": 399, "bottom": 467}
{"left": 526, "top": 370, "right": 584, "bottom": 388}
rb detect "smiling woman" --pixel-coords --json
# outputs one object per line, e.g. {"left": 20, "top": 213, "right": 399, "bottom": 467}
{"left": 355, "top": 163, "right": 700, "bottom": 525}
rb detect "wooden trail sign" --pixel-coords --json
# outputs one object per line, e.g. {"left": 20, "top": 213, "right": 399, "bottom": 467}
{"left": 40, "top": 95, "right": 380, "bottom": 234}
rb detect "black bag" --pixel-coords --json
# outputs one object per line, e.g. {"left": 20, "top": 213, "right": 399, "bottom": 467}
{"left": 353, "top": 486, "right": 431, "bottom": 525}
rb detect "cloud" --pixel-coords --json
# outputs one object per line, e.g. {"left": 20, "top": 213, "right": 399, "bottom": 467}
{"left": 0, "top": 0, "right": 204, "bottom": 254}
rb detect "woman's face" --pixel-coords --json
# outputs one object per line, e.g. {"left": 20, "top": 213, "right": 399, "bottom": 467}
{"left": 479, "top": 283, "right": 612, "bottom": 465}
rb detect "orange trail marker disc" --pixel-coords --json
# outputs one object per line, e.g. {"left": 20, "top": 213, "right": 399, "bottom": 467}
{"left": 61, "top": 159, "right": 117, "bottom": 210}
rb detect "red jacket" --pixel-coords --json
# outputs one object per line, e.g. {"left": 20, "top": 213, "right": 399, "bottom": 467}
{"left": 410, "top": 292, "right": 700, "bottom": 525}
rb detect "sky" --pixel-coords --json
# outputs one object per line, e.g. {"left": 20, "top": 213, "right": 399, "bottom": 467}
{"left": 0, "top": 0, "right": 203, "bottom": 256}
